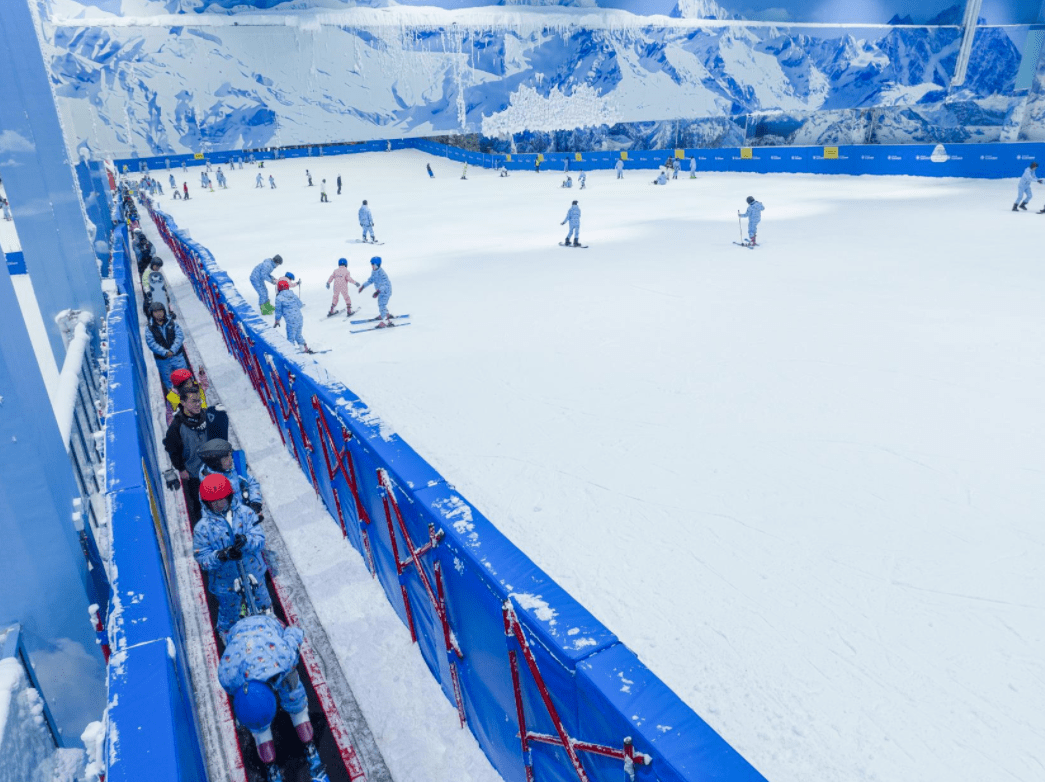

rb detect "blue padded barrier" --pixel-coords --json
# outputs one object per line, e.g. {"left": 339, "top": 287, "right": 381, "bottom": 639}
{"left": 145, "top": 193, "right": 771, "bottom": 782}
{"left": 4, "top": 251, "right": 26, "bottom": 275}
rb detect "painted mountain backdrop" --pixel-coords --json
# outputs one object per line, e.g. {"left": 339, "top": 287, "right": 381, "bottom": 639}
{"left": 35, "top": 0, "right": 1045, "bottom": 156}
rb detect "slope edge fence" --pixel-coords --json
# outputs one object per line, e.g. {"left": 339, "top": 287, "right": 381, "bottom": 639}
{"left": 141, "top": 189, "right": 770, "bottom": 782}
{"left": 116, "top": 137, "right": 1045, "bottom": 180}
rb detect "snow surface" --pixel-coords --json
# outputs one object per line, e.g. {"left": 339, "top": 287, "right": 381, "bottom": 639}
{"left": 0, "top": 658, "right": 65, "bottom": 782}
{"left": 149, "top": 149, "right": 1045, "bottom": 782}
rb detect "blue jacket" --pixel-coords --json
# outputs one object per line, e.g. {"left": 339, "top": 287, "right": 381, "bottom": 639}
{"left": 358, "top": 205, "right": 374, "bottom": 227}
{"left": 1019, "top": 166, "right": 1040, "bottom": 187}
{"left": 562, "top": 205, "right": 581, "bottom": 227}
{"left": 360, "top": 267, "right": 391, "bottom": 295}
{"left": 218, "top": 615, "right": 304, "bottom": 696}
{"left": 250, "top": 258, "right": 278, "bottom": 286}
{"left": 743, "top": 201, "right": 765, "bottom": 222}
{"left": 193, "top": 503, "right": 266, "bottom": 593}
{"left": 273, "top": 290, "right": 304, "bottom": 325}
{"left": 145, "top": 318, "right": 184, "bottom": 358}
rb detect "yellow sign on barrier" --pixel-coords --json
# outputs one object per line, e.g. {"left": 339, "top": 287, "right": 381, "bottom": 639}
{"left": 675, "top": 149, "right": 685, "bottom": 159}
{"left": 193, "top": 153, "right": 204, "bottom": 160}
{"left": 621, "top": 151, "right": 628, "bottom": 161}
{"left": 575, "top": 152, "right": 582, "bottom": 161}
{"left": 824, "top": 146, "right": 839, "bottom": 159}
{"left": 505, "top": 154, "right": 512, "bottom": 162}
{"left": 740, "top": 147, "right": 753, "bottom": 159}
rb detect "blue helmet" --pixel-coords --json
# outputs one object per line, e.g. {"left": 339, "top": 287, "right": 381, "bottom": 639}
{"left": 232, "top": 680, "right": 277, "bottom": 731}
{"left": 338, "top": 258, "right": 348, "bottom": 267}
{"left": 284, "top": 272, "right": 295, "bottom": 280}
{"left": 370, "top": 256, "right": 382, "bottom": 267}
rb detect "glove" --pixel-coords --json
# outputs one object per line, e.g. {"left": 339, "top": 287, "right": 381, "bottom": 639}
{"left": 226, "top": 545, "right": 244, "bottom": 561}
{"left": 233, "top": 533, "right": 247, "bottom": 548}
{"left": 247, "top": 501, "right": 264, "bottom": 519}
{"left": 357, "top": 284, "right": 363, "bottom": 291}
{"left": 326, "top": 283, "right": 330, "bottom": 289}
{"left": 216, "top": 548, "right": 230, "bottom": 563}
{"left": 274, "top": 320, "right": 281, "bottom": 328}
{"left": 373, "top": 291, "right": 379, "bottom": 298}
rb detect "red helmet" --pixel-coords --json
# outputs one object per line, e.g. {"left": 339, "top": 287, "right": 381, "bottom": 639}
{"left": 277, "top": 280, "right": 290, "bottom": 292}
{"left": 199, "top": 474, "right": 233, "bottom": 502}
{"left": 170, "top": 368, "right": 194, "bottom": 387}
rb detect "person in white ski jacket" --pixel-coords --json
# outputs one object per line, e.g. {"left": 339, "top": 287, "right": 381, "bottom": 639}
{"left": 562, "top": 201, "right": 581, "bottom": 246}
{"left": 1015, "top": 162, "right": 1041, "bottom": 211}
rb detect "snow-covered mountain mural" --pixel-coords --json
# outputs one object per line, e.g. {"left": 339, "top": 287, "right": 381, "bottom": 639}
{"left": 34, "top": 0, "right": 1045, "bottom": 157}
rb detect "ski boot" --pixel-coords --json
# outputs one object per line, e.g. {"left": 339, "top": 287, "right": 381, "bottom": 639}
{"left": 1020, "top": 201, "right": 1029, "bottom": 211}
{"left": 266, "top": 764, "right": 285, "bottom": 782}
{"left": 304, "top": 743, "right": 331, "bottom": 782}
{"left": 572, "top": 238, "right": 580, "bottom": 247}
{"left": 261, "top": 302, "right": 275, "bottom": 316}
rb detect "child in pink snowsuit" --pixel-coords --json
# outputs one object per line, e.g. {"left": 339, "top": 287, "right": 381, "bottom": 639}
{"left": 326, "top": 258, "right": 358, "bottom": 316}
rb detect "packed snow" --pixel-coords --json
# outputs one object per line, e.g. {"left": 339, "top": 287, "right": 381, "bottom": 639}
{"left": 150, "top": 149, "right": 1044, "bottom": 782}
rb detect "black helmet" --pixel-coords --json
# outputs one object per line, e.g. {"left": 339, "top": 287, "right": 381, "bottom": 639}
{"left": 149, "top": 301, "right": 166, "bottom": 313}
{"left": 362, "top": 199, "right": 367, "bottom": 205}
{"left": 198, "top": 438, "right": 233, "bottom": 470}
{"left": 746, "top": 196, "right": 755, "bottom": 204}
{"left": 572, "top": 200, "right": 578, "bottom": 205}
{"left": 150, "top": 258, "right": 163, "bottom": 268}
{"left": 272, "top": 254, "right": 283, "bottom": 265}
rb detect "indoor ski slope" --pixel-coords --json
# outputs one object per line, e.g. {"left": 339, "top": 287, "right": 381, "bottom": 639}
{"left": 151, "top": 149, "right": 1044, "bottom": 782}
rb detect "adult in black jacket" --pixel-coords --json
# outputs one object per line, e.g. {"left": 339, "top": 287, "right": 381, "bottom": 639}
{"left": 163, "top": 388, "right": 229, "bottom": 523}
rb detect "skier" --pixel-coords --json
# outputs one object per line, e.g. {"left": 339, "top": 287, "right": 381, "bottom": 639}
{"left": 274, "top": 279, "right": 309, "bottom": 352}
{"left": 145, "top": 301, "right": 189, "bottom": 390}
{"left": 326, "top": 258, "right": 358, "bottom": 317}
{"left": 142, "top": 258, "right": 170, "bottom": 315}
{"left": 192, "top": 474, "right": 273, "bottom": 640}
{"left": 249, "top": 254, "right": 283, "bottom": 314}
{"left": 337, "top": 174, "right": 342, "bottom": 195}
{"left": 535, "top": 158, "right": 541, "bottom": 174}
{"left": 183, "top": 182, "right": 190, "bottom": 200}
{"left": 172, "top": 188, "right": 183, "bottom": 201}
{"left": 357, "top": 256, "right": 393, "bottom": 323}
{"left": 427, "top": 164, "right": 434, "bottom": 178}
{"left": 1, "top": 198, "right": 11, "bottom": 221}
{"left": 197, "top": 438, "right": 263, "bottom": 515}
{"left": 563, "top": 159, "right": 570, "bottom": 173}
{"left": 461, "top": 163, "right": 468, "bottom": 180}
{"left": 278, "top": 271, "right": 301, "bottom": 291}
{"left": 169, "top": 173, "right": 177, "bottom": 189}
{"left": 615, "top": 158, "right": 624, "bottom": 179}
{"left": 561, "top": 200, "right": 581, "bottom": 247}
{"left": 256, "top": 172, "right": 264, "bottom": 189}
{"left": 652, "top": 171, "right": 668, "bottom": 185}
{"left": 739, "top": 196, "right": 765, "bottom": 246}
{"left": 205, "top": 162, "right": 213, "bottom": 173}
{"left": 689, "top": 156, "right": 697, "bottom": 178}
{"left": 200, "top": 171, "right": 208, "bottom": 189}
{"left": 561, "top": 175, "right": 573, "bottom": 189}
{"left": 216, "top": 167, "right": 227, "bottom": 189}
{"left": 1015, "top": 161, "right": 1041, "bottom": 211}
{"left": 671, "top": 158, "right": 679, "bottom": 179}
{"left": 320, "top": 179, "right": 328, "bottom": 203}
{"left": 218, "top": 614, "right": 323, "bottom": 774}
{"left": 268, "top": 174, "right": 276, "bottom": 189}
{"left": 579, "top": 171, "right": 586, "bottom": 189}
{"left": 358, "top": 200, "right": 376, "bottom": 243}
{"left": 306, "top": 170, "right": 313, "bottom": 187}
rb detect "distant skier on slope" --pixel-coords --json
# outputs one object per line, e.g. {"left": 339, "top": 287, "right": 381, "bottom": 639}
{"left": 256, "top": 172, "right": 264, "bottom": 189}
{"left": 274, "top": 279, "right": 309, "bottom": 352}
{"left": 739, "top": 196, "right": 765, "bottom": 246}
{"left": 268, "top": 174, "right": 277, "bottom": 189}
{"left": 689, "top": 156, "right": 697, "bottom": 178}
{"left": 358, "top": 200, "right": 376, "bottom": 243}
{"left": 579, "top": 171, "right": 587, "bottom": 189}
{"left": 327, "top": 258, "right": 359, "bottom": 317}
{"left": 1015, "top": 161, "right": 1041, "bottom": 211}
{"left": 358, "top": 256, "right": 393, "bottom": 323}
{"left": 320, "top": 179, "right": 328, "bottom": 203}
{"left": 561, "top": 200, "right": 581, "bottom": 247}
{"left": 652, "top": 171, "right": 668, "bottom": 185}
{"left": 615, "top": 158, "right": 624, "bottom": 179}
{"left": 561, "top": 175, "right": 573, "bottom": 189}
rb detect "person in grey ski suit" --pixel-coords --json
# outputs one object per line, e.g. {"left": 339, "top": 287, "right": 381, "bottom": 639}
{"left": 562, "top": 201, "right": 581, "bottom": 245}
{"left": 358, "top": 200, "right": 376, "bottom": 242}
{"left": 615, "top": 159, "right": 624, "bottom": 179}
{"left": 274, "top": 284, "right": 306, "bottom": 349}
{"left": 1015, "top": 162, "right": 1041, "bottom": 210}
{"left": 249, "top": 255, "right": 282, "bottom": 310}
{"left": 739, "top": 197, "right": 765, "bottom": 243}
{"left": 358, "top": 257, "right": 392, "bottom": 319}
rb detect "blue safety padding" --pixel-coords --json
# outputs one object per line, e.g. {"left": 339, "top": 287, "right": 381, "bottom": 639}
{"left": 105, "top": 639, "right": 207, "bottom": 782}
{"left": 577, "top": 643, "right": 769, "bottom": 782}
{"left": 4, "top": 251, "right": 26, "bottom": 275}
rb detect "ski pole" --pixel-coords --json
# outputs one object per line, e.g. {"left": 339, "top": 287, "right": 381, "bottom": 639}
{"left": 236, "top": 559, "right": 259, "bottom": 616}
{"left": 738, "top": 213, "right": 744, "bottom": 244}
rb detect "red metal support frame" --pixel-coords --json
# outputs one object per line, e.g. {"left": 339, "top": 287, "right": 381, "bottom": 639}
{"left": 503, "top": 601, "right": 652, "bottom": 782}
{"left": 311, "top": 396, "right": 377, "bottom": 575}
{"left": 263, "top": 355, "right": 319, "bottom": 493}
{"left": 377, "top": 468, "right": 467, "bottom": 727}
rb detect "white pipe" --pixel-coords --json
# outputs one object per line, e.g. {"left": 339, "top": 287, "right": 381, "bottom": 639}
{"left": 54, "top": 313, "right": 92, "bottom": 451}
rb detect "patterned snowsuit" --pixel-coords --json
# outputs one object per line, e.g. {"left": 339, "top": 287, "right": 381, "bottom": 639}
{"left": 250, "top": 258, "right": 279, "bottom": 308}
{"left": 358, "top": 205, "right": 375, "bottom": 242}
{"left": 218, "top": 615, "right": 307, "bottom": 722}
{"left": 562, "top": 204, "right": 581, "bottom": 241}
{"left": 327, "top": 267, "right": 358, "bottom": 311}
{"left": 193, "top": 504, "right": 272, "bottom": 637}
{"left": 742, "top": 200, "right": 765, "bottom": 239}
{"left": 359, "top": 267, "right": 392, "bottom": 318}
{"left": 274, "top": 290, "right": 306, "bottom": 348}
{"left": 199, "top": 462, "right": 262, "bottom": 511}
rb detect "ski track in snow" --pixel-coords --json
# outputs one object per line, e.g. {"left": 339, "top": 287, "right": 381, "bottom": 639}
{"left": 148, "top": 149, "right": 1045, "bottom": 782}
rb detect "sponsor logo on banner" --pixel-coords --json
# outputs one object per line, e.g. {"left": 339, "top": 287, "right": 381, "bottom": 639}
{"left": 888, "top": 155, "right": 901, "bottom": 160}
{"left": 193, "top": 153, "right": 204, "bottom": 160}
{"left": 771, "top": 155, "right": 781, "bottom": 160}
{"left": 862, "top": 155, "right": 874, "bottom": 160}
{"left": 740, "top": 148, "right": 753, "bottom": 159}
{"left": 823, "top": 146, "right": 839, "bottom": 159}
{"left": 980, "top": 155, "right": 997, "bottom": 160}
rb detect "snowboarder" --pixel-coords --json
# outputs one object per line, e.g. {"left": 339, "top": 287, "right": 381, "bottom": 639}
{"left": 337, "top": 174, "right": 342, "bottom": 194}
{"left": 183, "top": 182, "right": 190, "bottom": 200}
{"left": 192, "top": 474, "right": 273, "bottom": 640}
{"left": 739, "top": 196, "right": 765, "bottom": 245}
{"left": 274, "top": 279, "right": 309, "bottom": 352}
{"left": 142, "top": 258, "right": 170, "bottom": 315}
{"left": 358, "top": 256, "right": 393, "bottom": 322}
{"left": 562, "top": 175, "right": 573, "bottom": 189}
{"left": 427, "top": 164, "right": 434, "bottom": 178}
{"left": 268, "top": 174, "right": 276, "bottom": 189}
{"left": 198, "top": 438, "right": 263, "bottom": 514}
{"left": 172, "top": 188, "right": 183, "bottom": 200}
{"left": 689, "top": 156, "right": 697, "bottom": 178}
{"left": 326, "top": 258, "right": 358, "bottom": 317}
{"left": 358, "top": 200, "right": 376, "bottom": 243}
{"left": 250, "top": 254, "right": 283, "bottom": 314}
{"left": 615, "top": 158, "right": 624, "bottom": 179}
{"left": 578, "top": 171, "right": 586, "bottom": 189}
{"left": 561, "top": 200, "right": 581, "bottom": 246}
{"left": 320, "top": 179, "right": 328, "bottom": 203}
{"left": 306, "top": 170, "right": 313, "bottom": 187}
{"left": 218, "top": 614, "right": 321, "bottom": 772}
{"left": 255, "top": 172, "right": 264, "bottom": 189}
{"left": 652, "top": 171, "right": 668, "bottom": 185}
{"left": 145, "top": 301, "right": 189, "bottom": 390}
{"left": 499, "top": 165, "right": 508, "bottom": 177}
{"left": 169, "top": 173, "right": 177, "bottom": 189}
{"left": 1015, "top": 162, "right": 1040, "bottom": 211}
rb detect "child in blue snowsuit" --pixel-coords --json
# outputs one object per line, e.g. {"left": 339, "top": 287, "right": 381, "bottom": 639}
{"left": 145, "top": 301, "right": 189, "bottom": 390}
{"left": 198, "top": 438, "right": 263, "bottom": 514}
{"left": 218, "top": 615, "right": 315, "bottom": 764}
{"left": 1014, "top": 162, "right": 1040, "bottom": 211}
{"left": 561, "top": 201, "right": 581, "bottom": 246}
{"left": 274, "top": 281, "right": 307, "bottom": 350}
{"left": 255, "top": 173, "right": 264, "bottom": 189}
{"left": 358, "top": 200, "right": 376, "bottom": 242}
{"left": 358, "top": 256, "right": 392, "bottom": 319}
{"left": 739, "top": 197, "right": 765, "bottom": 244}
{"left": 249, "top": 255, "right": 282, "bottom": 312}
{"left": 193, "top": 477, "right": 272, "bottom": 640}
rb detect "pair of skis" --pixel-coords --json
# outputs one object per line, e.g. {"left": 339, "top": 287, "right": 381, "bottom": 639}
{"left": 350, "top": 238, "right": 384, "bottom": 245}
{"left": 349, "top": 314, "right": 411, "bottom": 334}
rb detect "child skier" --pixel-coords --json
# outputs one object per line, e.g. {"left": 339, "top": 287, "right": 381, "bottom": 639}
{"left": 1015, "top": 161, "right": 1041, "bottom": 211}
{"left": 358, "top": 256, "right": 393, "bottom": 323}
{"left": 358, "top": 200, "right": 376, "bottom": 243}
{"left": 578, "top": 171, "right": 586, "bottom": 189}
{"left": 326, "top": 258, "right": 358, "bottom": 317}
{"left": 274, "top": 279, "right": 309, "bottom": 352}
{"left": 268, "top": 175, "right": 276, "bottom": 189}
{"left": 561, "top": 200, "right": 581, "bottom": 246}
{"left": 739, "top": 196, "right": 765, "bottom": 246}
{"left": 197, "top": 438, "right": 263, "bottom": 515}
{"left": 255, "top": 172, "right": 264, "bottom": 189}
{"left": 249, "top": 254, "right": 283, "bottom": 314}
